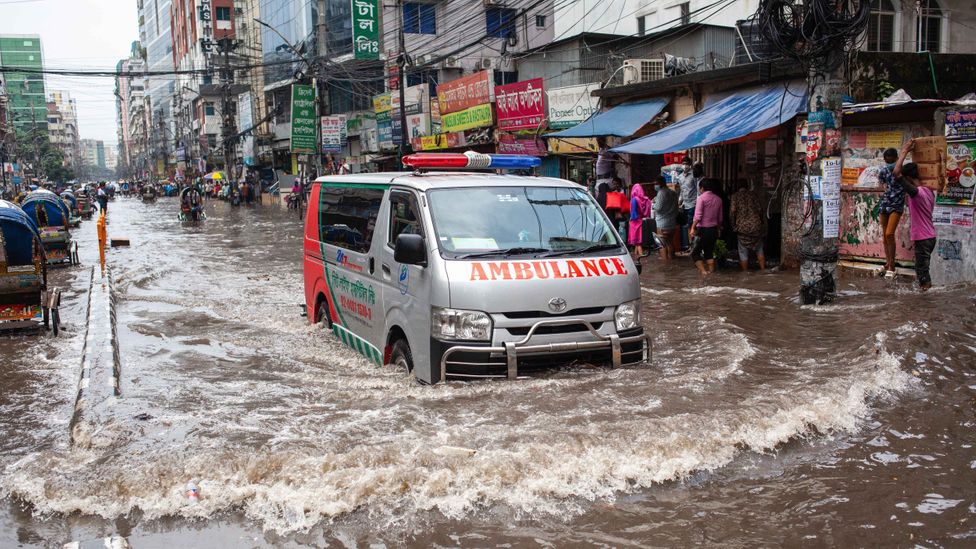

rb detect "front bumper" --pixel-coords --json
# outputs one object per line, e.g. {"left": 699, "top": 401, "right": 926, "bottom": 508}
{"left": 437, "top": 318, "right": 650, "bottom": 380}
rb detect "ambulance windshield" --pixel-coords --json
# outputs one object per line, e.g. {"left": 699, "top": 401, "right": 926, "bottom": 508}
{"left": 428, "top": 186, "right": 623, "bottom": 258}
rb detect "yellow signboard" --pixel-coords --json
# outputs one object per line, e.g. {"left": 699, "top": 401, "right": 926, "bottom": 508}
{"left": 373, "top": 92, "right": 392, "bottom": 114}
{"left": 441, "top": 103, "right": 493, "bottom": 133}
{"left": 545, "top": 136, "right": 599, "bottom": 154}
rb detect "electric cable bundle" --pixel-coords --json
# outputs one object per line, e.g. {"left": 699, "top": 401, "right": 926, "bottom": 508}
{"left": 752, "top": 0, "right": 871, "bottom": 70}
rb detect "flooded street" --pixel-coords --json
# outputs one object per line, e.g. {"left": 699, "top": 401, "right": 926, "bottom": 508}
{"left": 1, "top": 197, "right": 974, "bottom": 547}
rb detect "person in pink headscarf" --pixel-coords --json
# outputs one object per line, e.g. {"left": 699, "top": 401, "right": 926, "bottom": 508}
{"left": 628, "top": 182, "right": 654, "bottom": 256}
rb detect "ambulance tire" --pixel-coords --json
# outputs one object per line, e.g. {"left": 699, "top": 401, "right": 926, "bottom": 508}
{"left": 390, "top": 338, "right": 414, "bottom": 375}
{"left": 316, "top": 297, "right": 332, "bottom": 329}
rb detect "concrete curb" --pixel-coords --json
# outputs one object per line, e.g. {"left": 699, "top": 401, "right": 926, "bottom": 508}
{"left": 69, "top": 267, "right": 123, "bottom": 447}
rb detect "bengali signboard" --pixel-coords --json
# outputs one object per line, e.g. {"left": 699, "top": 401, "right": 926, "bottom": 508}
{"left": 497, "top": 133, "right": 546, "bottom": 156}
{"left": 545, "top": 136, "right": 599, "bottom": 154}
{"left": 546, "top": 83, "right": 599, "bottom": 129}
{"left": 405, "top": 113, "right": 429, "bottom": 139}
{"left": 441, "top": 103, "right": 493, "bottom": 133}
{"left": 437, "top": 70, "right": 493, "bottom": 115}
{"left": 373, "top": 92, "right": 392, "bottom": 114}
{"left": 351, "top": 0, "right": 380, "bottom": 60}
{"left": 290, "top": 84, "right": 317, "bottom": 154}
{"left": 412, "top": 132, "right": 465, "bottom": 151}
{"left": 321, "top": 115, "right": 347, "bottom": 153}
{"left": 945, "top": 110, "right": 976, "bottom": 141}
{"left": 495, "top": 78, "right": 545, "bottom": 131}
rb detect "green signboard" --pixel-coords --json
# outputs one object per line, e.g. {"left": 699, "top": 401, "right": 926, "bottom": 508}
{"left": 441, "top": 103, "right": 493, "bottom": 133}
{"left": 290, "top": 84, "right": 317, "bottom": 154}
{"left": 351, "top": 0, "right": 380, "bottom": 60}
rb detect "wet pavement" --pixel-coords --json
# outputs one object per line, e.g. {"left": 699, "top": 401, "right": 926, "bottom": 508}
{"left": 1, "top": 197, "right": 974, "bottom": 547}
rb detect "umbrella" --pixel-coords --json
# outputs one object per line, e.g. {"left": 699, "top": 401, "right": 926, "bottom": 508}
{"left": 204, "top": 171, "right": 225, "bottom": 181}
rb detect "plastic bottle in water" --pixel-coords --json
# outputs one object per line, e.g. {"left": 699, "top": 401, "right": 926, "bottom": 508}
{"left": 186, "top": 481, "right": 199, "bottom": 504}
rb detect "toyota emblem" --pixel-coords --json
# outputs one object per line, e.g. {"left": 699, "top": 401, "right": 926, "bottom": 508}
{"left": 548, "top": 297, "right": 567, "bottom": 312}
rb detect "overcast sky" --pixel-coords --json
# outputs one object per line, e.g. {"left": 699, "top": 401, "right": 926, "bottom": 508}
{"left": 1, "top": 0, "right": 140, "bottom": 149}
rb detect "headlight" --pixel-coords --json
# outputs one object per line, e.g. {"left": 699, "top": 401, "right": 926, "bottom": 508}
{"left": 431, "top": 307, "right": 492, "bottom": 341}
{"left": 614, "top": 299, "right": 641, "bottom": 331}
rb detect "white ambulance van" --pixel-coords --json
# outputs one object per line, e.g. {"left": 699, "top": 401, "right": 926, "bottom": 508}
{"left": 303, "top": 153, "right": 650, "bottom": 384}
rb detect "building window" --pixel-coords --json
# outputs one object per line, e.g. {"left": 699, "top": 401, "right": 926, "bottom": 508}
{"left": 867, "top": 0, "right": 895, "bottom": 52}
{"left": 535, "top": 14, "right": 546, "bottom": 28}
{"left": 205, "top": 103, "right": 216, "bottom": 116}
{"left": 215, "top": 6, "right": 231, "bottom": 21}
{"left": 486, "top": 7, "right": 517, "bottom": 38}
{"left": 679, "top": 2, "right": 690, "bottom": 26}
{"left": 916, "top": 0, "right": 942, "bottom": 53}
{"left": 637, "top": 15, "right": 647, "bottom": 36}
{"left": 403, "top": 3, "right": 436, "bottom": 35}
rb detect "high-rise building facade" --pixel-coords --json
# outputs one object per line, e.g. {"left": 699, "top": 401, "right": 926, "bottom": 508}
{"left": 0, "top": 34, "right": 47, "bottom": 135}
{"left": 141, "top": 0, "right": 177, "bottom": 175}
{"left": 115, "top": 41, "right": 149, "bottom": 178}
{"left": 49, "top": 91, "right": 80, "bottom": 167}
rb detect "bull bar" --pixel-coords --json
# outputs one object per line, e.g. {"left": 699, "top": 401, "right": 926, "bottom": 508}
{"left": 440, "top": 318, "right": 651, "bottom": 381}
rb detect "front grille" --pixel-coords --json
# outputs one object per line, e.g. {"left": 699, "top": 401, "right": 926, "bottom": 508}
{"left": 501, "top": 306, "right": 605, "bottom": 319}
{"left": 505, "top": 322, "right": 603, "bottom": 337}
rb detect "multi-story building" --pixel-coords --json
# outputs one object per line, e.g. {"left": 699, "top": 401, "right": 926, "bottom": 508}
{"left": 141, "top": 0, "right": 177, "bottom": 176}
{"left": 0, "top": 35, "right": 48, "bottom": 135}
{"left": 104, "top": 144, "right": 117, "bottom": 171}
{"left": 170, "top": 0, "right": 239, "bottom": 174}
{"left": 115, "top": 42, "right": 150, "bottom": 179}
{"left": 553, "top": 0, "right": 758, "bottom": 39}
{"left": 49, "top": 91, "right": 80, "bottom": 168}
{"left": 79, "top": 138, "right": 107, "bottom": 170}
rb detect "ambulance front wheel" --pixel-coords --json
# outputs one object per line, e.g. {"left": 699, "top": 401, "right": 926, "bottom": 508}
{"left": 390, "top": 339, "right": 414, "bottom": 375}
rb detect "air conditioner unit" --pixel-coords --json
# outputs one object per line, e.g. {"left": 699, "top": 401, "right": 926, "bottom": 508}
{"left": 417, "top": 53, "right": 433, "bottom": 65}
{"left": 441, "top": 56, "right": 460, "bottom": 68}
{"left": 483, "top": 0, "right": 504, "bottom": 5}
{"left": 477, "top": 58, "right": 494, "bottom": 70}
{"left": 621, "top": 58, "right": 665, "bottom": 85}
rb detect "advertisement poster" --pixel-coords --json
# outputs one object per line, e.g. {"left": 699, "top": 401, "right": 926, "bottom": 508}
{"left": 497, "top": 133, "right": 546, "bottom": 156}
{"left": 932, "top": 205, "right": 953, "bottom": 226}
{"left": 744, "top": 141, "right": 758, "bottom": 165}
{"left": 412, "top": 132, "right": 464, "bottom": 151}
{"left": 441, "top": 103, "right": 493, "bottom": 133}
{"left": 547, "top": 83, "right": 599, "bottom": 129}
{"left": 405, "top": 113, "right": 429, "bottom": 139}
{"left": 945, "top": 110, "right": 976, "bottom": 141}
{"left": 373, "top": 92, "right": 392, "bottom": 114}
{"left": 495, "top": 78, "right": 545, "bottom": 131}
{"left": 823, "top": 198, "right": 841, "bottom": 238}
{"left": 840, "top": 125, "right": 925, "bottom": 188}
{"left": 351, "top": 0, "right": 380, "bottom": 60}
{"left": 289, "top": 84, "right": 317, "bottom": 154}
{"left": 803, "top": 175, "right": 822, "bottom": 201}
{"left": 940, "top": 141, "right": 976, "bottom": 205}
{"left": 821, "top": 157, "right": 842, "bottom": 199}
{"left": 437, "top": 71, "right": 492, "bottom": 115}
{"left": 321, "top": 115, "right": 346, "bottom": 153}
{"left": 951, "top": 206, "right": 975, "bottom": 228}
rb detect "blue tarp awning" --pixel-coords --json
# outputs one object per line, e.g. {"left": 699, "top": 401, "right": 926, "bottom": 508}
{"left": 611, "top": 82, "right": 808, "bottom": 155}
{"left": 547, "top": 98, "right": 669, "bottom": 138}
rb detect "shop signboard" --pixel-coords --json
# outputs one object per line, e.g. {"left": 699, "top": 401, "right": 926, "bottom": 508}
{"left": 405, "top": 113, "right": 429, "bottom": 139}
{"left": 238, "top": 92, "right": 255, "bottom": 165}
{"left": 373, "top": 92, "right": 392, "bottom": 114}
{"left": 497, "top": 133, "right": 546, "bottom": 156}
{"left": 945, "top": 110, "right": 976, "bottom": 141}
{"left": 545, "top": 136, "right": 599, "bottom": 154}
{"left": 377, "top": 112, "right": 393, "bottom": 150}
{"left": 411, "top": 131, "right": 464, "bottom": 151}
{"left": 547, "top": 83, "right": 599, "bottom": 129}
{"left": 321, "top": 115, "right": 347, "bottom": 153}
{"left": 351, "top": 0, "right": 380, "bottom": 60}
{"left": 940, "top": 141, "right": 976, "bottom": 205}
{"left": 437, "top": 70, "right": 492, "bottom": 115}
{"left": 494, "top": 78, "right": 545, "bottom": 131}
{"left": 441, "top": 103, "right": 493, "bottom": 133}
{"left": 290, "top": 84, "right": 318, "bottom": 154}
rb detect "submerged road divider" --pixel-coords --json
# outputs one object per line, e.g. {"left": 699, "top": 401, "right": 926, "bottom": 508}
{"left": 68, "top": 267, "right": 123, "bottom": 448}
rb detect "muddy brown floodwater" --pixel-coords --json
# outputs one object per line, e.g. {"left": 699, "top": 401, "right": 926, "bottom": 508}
{"left": 0, "top": 197, "right": 974, "bottom": 547}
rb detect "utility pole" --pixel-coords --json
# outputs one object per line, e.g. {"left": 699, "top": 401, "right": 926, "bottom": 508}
{"left": 316, "top": 0, "right": 327, "bottom": 176}
{"left": 217, "top": 37, "right": 239, "bottom": 185}
{"left": 396, "top": 0, "right": 411, "bottom": 162}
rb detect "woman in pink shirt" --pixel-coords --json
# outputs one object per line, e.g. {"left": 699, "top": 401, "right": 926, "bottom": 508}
{"left": 689, "top": 179, "right": 724, "bottom": 274}
{"left": 894, "top": 140, "right": 937, "bottom": 290}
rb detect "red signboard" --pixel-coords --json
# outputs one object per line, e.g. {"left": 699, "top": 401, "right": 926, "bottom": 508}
{"left": 437, "top": 70, "right": 493, "bottom": 115}
{"left": 497, "top": 133, "right": 547, "bottom": 156}
{"left": 494, "top": 78, "right": 546, "bottom": 131}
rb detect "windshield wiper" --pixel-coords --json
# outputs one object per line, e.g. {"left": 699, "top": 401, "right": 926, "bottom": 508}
{"left": 541, "top": 243, "right": 623, "bottom": 258}
{"left": 457, "top": 247, "right": 549, "bottom": 259}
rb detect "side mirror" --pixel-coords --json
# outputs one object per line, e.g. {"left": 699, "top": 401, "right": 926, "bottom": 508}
{"left": 394, "top": 233, "right": 427, "bottom": 266}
